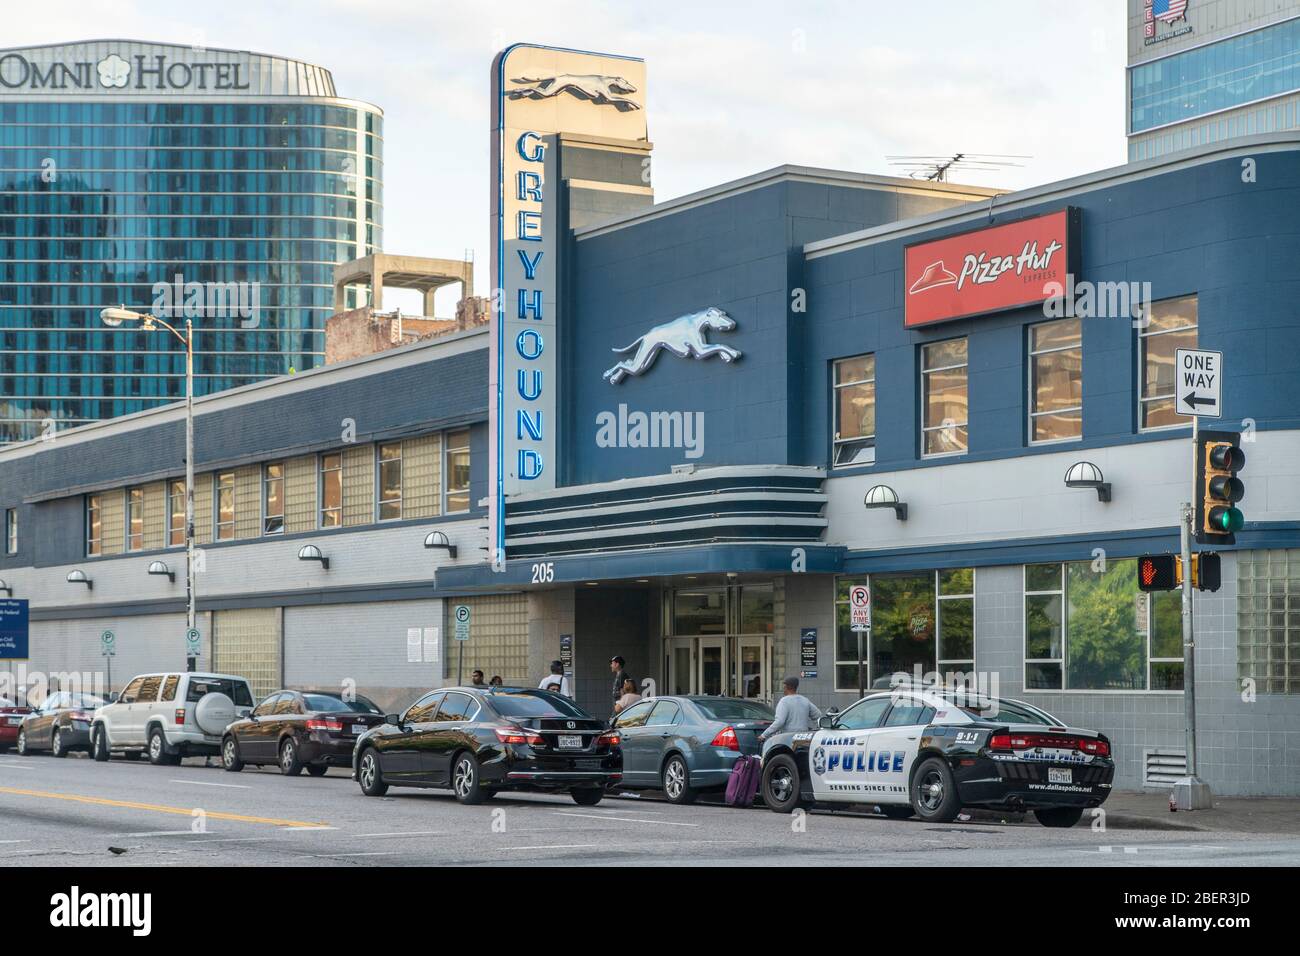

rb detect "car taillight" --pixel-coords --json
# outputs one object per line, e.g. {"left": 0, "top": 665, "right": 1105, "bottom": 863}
{"left": 988, "top": 732, "right": 1108, "bottom": 757}
{"left": 307, "top": 718, "right": 344, "bottom": 732}
{"left": 174, "top": 709, "right": 186, "bottom": 724}
{"left": 596, "top": 731, "right": 620, "bottom": 748}
{"left": 495, "top": 725, "right": 545, "bottom": 746}
{"left": 711, "top": 726, "right": 739, "bottom": 751}
{"left": 71, "top": 711, "right": 92, "bottom": 722}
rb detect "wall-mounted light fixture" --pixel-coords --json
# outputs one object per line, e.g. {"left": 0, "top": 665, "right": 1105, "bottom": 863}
{"left": 147, "top": 560, "right": 175, "bottom": 583}
{"left": 1064, "top": 461, "right": 1111, "bottom": 502}
{"left": 423, "top": 530, "right": 458, "bottom": 559}
{"left": 0, "top": 579, "right": 12, "bottom": 596}
{"left": 297, "top": 544, "right": 330, "bottom": 571}
{"left": 863, "top": 484, "right": 908, "bottom": 521}
{"left": 66, "top": 569, "right": 93, "bottom": 590}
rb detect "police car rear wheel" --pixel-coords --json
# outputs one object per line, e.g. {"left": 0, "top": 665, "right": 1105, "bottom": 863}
{"left": 762, "top": 753, "right": 803, "bottom": 813}
{"left": 1034, "top": 807, "right": 1084, "bottom": 828}
{"left": 910, "top": 757, "right": 960, "bottom": 823}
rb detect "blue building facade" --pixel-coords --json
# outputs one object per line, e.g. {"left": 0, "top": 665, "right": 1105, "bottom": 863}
{"left": 3, "top": 119, "right": 1298, "bottom": 792}
{"left": 0, "top": 40, "right": 383, "bottom": 443}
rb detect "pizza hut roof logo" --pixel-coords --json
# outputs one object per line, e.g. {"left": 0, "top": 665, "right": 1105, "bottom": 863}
{"left": 908, "top": 260, "right": 957, "bottom": 295}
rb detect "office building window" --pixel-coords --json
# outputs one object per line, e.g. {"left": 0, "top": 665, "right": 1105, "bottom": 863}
{"left": 377, "top": 442, "right": 402, "bottom": 521}
{"left": 1029, "top": 318, "right": 1082, "bottom": 443}
{"left": 921, "top": 338, "right": 968, "bottom": 456}
{"left": 319, "top": 453, "right": 342, "bottom": 528}
{"left": 86, "top": 494, "right": 102, "bottom": 556}
{"left": 3, "top": 508, "right": 15, "bottom": 555}
{"left": 832, "top": 354, "right": 876, "bottom": 466}
{"left": 1140, "top": 296, "right": 1197, "bottom": 429}
{"left": 126, "top": 487, "right": 144, "bottom": 552}
{"left": 444, "top": 430, "right": 471, "bottom": 513}
{"left": 215, "top": 472, "right": 235, "bottom": 541}
{"left": 168, "top": 479, "right": 185, "bottom": 547}
{"left": 834, "top": 570, "right": 975, "bottom": 692}
{"left": 1024, "top": 560, "right": 1182, "bottom": 691}
{"left": 263, "top": 462, "right": 284, "bottom": 535}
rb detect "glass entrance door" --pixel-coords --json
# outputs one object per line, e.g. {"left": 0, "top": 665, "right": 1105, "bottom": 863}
{"left": 737, "top": 637, "right": 766, "bottom": 700}
{"left": 666, "top": 638, "right": 694, "bottom": 696}
{"left": 697, "top": 638, "right": 725, "bottom": 696}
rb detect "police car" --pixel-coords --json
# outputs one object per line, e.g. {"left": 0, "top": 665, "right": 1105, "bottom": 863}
{"left": 760, "top": 687, "right": 1113, "bottom": 827}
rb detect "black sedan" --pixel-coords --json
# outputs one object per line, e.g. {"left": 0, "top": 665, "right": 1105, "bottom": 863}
{"left": 16, "top": 692, "right": 106, "bottom": 756}
{"left": 221, "top": 689, "right": 386, "bottom": 776}
{"left": 353, "top": 686, "right": 621, "bottom": 805}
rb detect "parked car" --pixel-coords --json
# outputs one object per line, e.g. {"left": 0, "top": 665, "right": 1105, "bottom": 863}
{"left": 91, "top": 672, "right": 254, "bottom": 764}
{"left": 612, "top": 695, "right": 773, "bottom": 803}
{"left": 0, "top": 694, "right": 33, "bottom": 753}
{"left": 16, "top": 691, "right": 107, "bottom": 757}
{"left": 353, "top": 686, "right": 621, "bottom": 805}
{"left": 221, "top": 689, "right": 386, "bottom": 776}
{"left": 760, "top": 688, "right": 1114, "bottom": 827}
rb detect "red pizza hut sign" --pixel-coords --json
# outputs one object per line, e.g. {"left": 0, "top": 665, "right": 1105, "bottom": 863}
{"left": 904, "top": 208, "right": 1079, "bottom": 327}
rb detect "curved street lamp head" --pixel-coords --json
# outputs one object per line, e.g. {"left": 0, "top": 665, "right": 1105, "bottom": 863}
{"left": 99, "top": 306, "right": 146, "bottom": 328}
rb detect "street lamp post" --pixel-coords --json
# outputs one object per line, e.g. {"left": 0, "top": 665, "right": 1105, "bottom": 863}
{"left": 101, "top": 307, "right": 197, "bottom": 671}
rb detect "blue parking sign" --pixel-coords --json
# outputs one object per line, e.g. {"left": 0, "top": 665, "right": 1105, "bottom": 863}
{"left": 0, "top": 599, "right": 29, "bottom": 660}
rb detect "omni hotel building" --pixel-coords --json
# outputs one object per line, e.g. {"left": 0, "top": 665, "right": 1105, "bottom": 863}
{"left": 0, "top": 40, "right": 383, "bottom": 443}
{"left": 2, "top": 45, "right": 1299, "bottom": 796}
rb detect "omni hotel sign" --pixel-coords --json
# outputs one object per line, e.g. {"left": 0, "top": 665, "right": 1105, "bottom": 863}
{"left": 487, "top": 44, "right": 646, "bottom": 565}
{"left": 0, "top": 51, "right": 251, "bottom": 91}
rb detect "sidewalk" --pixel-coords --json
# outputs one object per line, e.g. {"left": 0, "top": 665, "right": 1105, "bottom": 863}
{"left": 965, "top": 790, "right": 1300, "bottom": 832}
{"left": 1099, "top": 789, "right": 1300, "bottom": 834}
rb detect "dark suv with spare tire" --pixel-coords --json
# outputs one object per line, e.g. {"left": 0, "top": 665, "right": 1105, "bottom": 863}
{"left": 353, "top": 686, "right": 622, "bottom": 805}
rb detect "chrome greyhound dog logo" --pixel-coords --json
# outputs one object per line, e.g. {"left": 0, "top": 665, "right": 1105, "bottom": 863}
{"left": 603, "top": 307, "right": 741, "bottom": 385}
{"left": 507, "top": 73, "right": 641, "bottom": 111}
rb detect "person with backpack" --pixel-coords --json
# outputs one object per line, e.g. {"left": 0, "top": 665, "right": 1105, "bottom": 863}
{"left": 539, "top": 660, "right": 571, "bottom": 697}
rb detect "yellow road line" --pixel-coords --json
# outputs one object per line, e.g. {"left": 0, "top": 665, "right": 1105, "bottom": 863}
{"left": 0, "top": 786, "right": 328, "bottom": 829}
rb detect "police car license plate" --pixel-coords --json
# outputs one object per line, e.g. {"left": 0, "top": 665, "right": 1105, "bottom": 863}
{"left": 558, "top": 735, "right": 583, "bottom": 750}
{"left": 1048, "top": 768, "right": 1072, "bottom": 784}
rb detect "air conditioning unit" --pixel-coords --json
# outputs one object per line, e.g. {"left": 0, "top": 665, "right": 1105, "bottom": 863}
{"left": 1143, "top": 748, "right": 1187, "bottom": 787}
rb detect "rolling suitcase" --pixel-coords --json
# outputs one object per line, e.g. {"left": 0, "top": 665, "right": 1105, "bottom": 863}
{"left": 725, "top": 754, "right": 760, "bottom": 807}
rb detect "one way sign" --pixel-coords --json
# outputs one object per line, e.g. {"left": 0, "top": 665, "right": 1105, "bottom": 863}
{"left": 1175, "top": 348, "right": 1222, "bottom": 419}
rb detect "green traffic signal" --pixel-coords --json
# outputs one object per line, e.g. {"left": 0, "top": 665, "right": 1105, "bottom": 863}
{"left": 1209, "top": 505, "right": 1244, "bottom": 533}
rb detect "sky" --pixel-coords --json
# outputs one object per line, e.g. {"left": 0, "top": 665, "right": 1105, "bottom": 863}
{"left": 9, "top": 0, "right": 1129, "bottom": 311}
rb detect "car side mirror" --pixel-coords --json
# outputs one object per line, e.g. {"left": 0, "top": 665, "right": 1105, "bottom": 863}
{"left": 385, "top": 713, "right": 402, "bottom": 727}
{"left": 817, "top": 715, "right": 835, "bottom": 729}
{"left": 107, "top": 692, "right": 119, "bottom": 703}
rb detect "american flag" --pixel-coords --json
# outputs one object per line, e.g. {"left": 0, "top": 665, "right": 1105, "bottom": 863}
{"left": 1153, "top": 0, "right": 1189, "bottom": 23}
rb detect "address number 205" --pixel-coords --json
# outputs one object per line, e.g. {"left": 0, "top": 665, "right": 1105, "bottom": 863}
{"left": 531, "top": 562, "right": 555, "bottom": 584}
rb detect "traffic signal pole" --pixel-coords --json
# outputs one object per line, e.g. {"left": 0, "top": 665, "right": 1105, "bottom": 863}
{"left": 1173, "top": 418, "right": 1213, "bottom": 810}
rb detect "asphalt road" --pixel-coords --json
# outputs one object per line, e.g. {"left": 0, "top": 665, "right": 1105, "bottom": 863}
{"left": 3, "top": 752, "right": 1297, "bottom": 867}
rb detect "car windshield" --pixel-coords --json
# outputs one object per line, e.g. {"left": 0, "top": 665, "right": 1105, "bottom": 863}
{"left": 186, "top": 678, "right": 253, "bottom": 707}
{"left": 489, "top": 691, "right": 590, "bottom": 719}
{"left": 68, "top": 694, "right": 106, "bottom": 710}
{"left": 302, "top": 693, "right": 381, "bottom": 714}
{"left": 959, "top": 698, "right": 1058, "bottom": 725}
{"left": 693, "top": 699, "right": 775, "bottom": 721}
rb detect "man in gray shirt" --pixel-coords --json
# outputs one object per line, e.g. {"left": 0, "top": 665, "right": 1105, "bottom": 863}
{"left": 760, "top": 676, "right": 823, "bottom": 740}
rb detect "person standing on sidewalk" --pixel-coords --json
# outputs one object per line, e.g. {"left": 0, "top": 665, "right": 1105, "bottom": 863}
{"left": 539, "top": 660, "right": 572, "bottom": 697}
{"left": 759, "top": 676, "right": 823, "bottom": 741}
{"left": 609, "top": 656, "right": 631, "bottom": 709}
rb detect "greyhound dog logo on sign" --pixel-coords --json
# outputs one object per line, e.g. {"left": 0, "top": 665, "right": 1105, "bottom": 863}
{"left": 507, "top": 73, "right": 641, "bottom": 110}
{"left": 603, "top": 307, "right": 741, "bottom": 385}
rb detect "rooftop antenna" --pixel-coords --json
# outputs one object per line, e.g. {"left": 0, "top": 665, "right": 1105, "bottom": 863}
{"left": 885, "top": 153, "right": 1030, "bottom": 183}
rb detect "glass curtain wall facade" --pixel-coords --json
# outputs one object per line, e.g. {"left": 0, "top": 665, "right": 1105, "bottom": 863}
{"left": 0, "top": 42, "right": 383, "bottom": 443}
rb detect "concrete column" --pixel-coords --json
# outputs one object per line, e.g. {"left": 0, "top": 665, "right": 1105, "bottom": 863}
{"left": 370, "top": 267, "right": 382, "bottom": 310}
{"left": 423, "top": 287, "right": 437, "bottom": 318}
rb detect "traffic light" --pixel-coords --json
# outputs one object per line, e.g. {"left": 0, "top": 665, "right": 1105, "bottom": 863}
{"left": 1193, "top": 553, "right": 1221, "bottom": 592}
{"left": 1138, "top": 554, "right": 1181, "bottom": 592}
{"left": 1195, "top": 429, "right": 1246, "bottom": 545}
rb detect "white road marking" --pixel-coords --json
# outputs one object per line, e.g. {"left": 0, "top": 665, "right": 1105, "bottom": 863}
{"left": 555, "top": 811, "right": 700, "bottom": 828}
{"left": 354, "top": 830, "right": 447, "bottom": 838}
{"left": 121, "top": 830, "right": 201, "bottom": 837}
{"left": 279, "top": 825, "right": 337, "bottom": 832}
{"left": 0, "top": 839, "right": 30, "bottom": 845}
{"left": 315, "top": 850, "right": 402, "bottom": 857}
{"left": 503, "top": 843, "right": 605, "bottom": 851}
{"left": 0, "top": 762, "right": 35, "bottom": 770}
{"left": 167, "top": 779, "right": 250, "bottom": 789}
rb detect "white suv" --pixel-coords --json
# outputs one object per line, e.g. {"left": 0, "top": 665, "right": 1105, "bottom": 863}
{"left": 91, "top": 672, "right": 254, "bottom": 765}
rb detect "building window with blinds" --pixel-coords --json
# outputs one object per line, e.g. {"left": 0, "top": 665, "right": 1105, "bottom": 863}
{"left": 86, "top": 494, "right": 102, "bottom": 556}
{"left": 263, "top": 463, "right": 285, "bottom": 535}
{"left": 126, "top": 487, "right": 145, "bottom": 552}
{"left": 921, "top": 338, "right": 968, "bottom": 456}
{"left": 1029, "top": 318, "right": 1082, "bottom": 443}
{"left": 1139, "top": 295, "right": 1197, "bottom": 429}
{"left": 319, "top": 453, "right": 342, "bottom": 528}
{"left": 377, "top": 442, "right": 403, "bottom": 521}
{"left": 444, "top": 430, "right": 471, "bottom": 514}
{"left": 832, "top": 354, "right": 875, "bottom": 466}
{"left": 215, "top": 472, "right": 236, "bottom": 541}
{"left": 168, "top": 479, "right": 185, "bottom": 546}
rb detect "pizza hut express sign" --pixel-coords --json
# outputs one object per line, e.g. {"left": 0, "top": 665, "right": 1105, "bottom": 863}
{"left": 904, "top": 208, "right": 1080, "bottom": 328}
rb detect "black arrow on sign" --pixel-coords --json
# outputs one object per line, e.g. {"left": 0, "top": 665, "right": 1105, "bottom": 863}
{"left": 1182, "top": 392, "right": 1215, "bottom": 410}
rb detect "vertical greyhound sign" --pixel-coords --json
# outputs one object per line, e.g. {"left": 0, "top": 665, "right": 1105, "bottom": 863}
{"left": 488, "top": 44, "right": 647, "bottom": 567}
